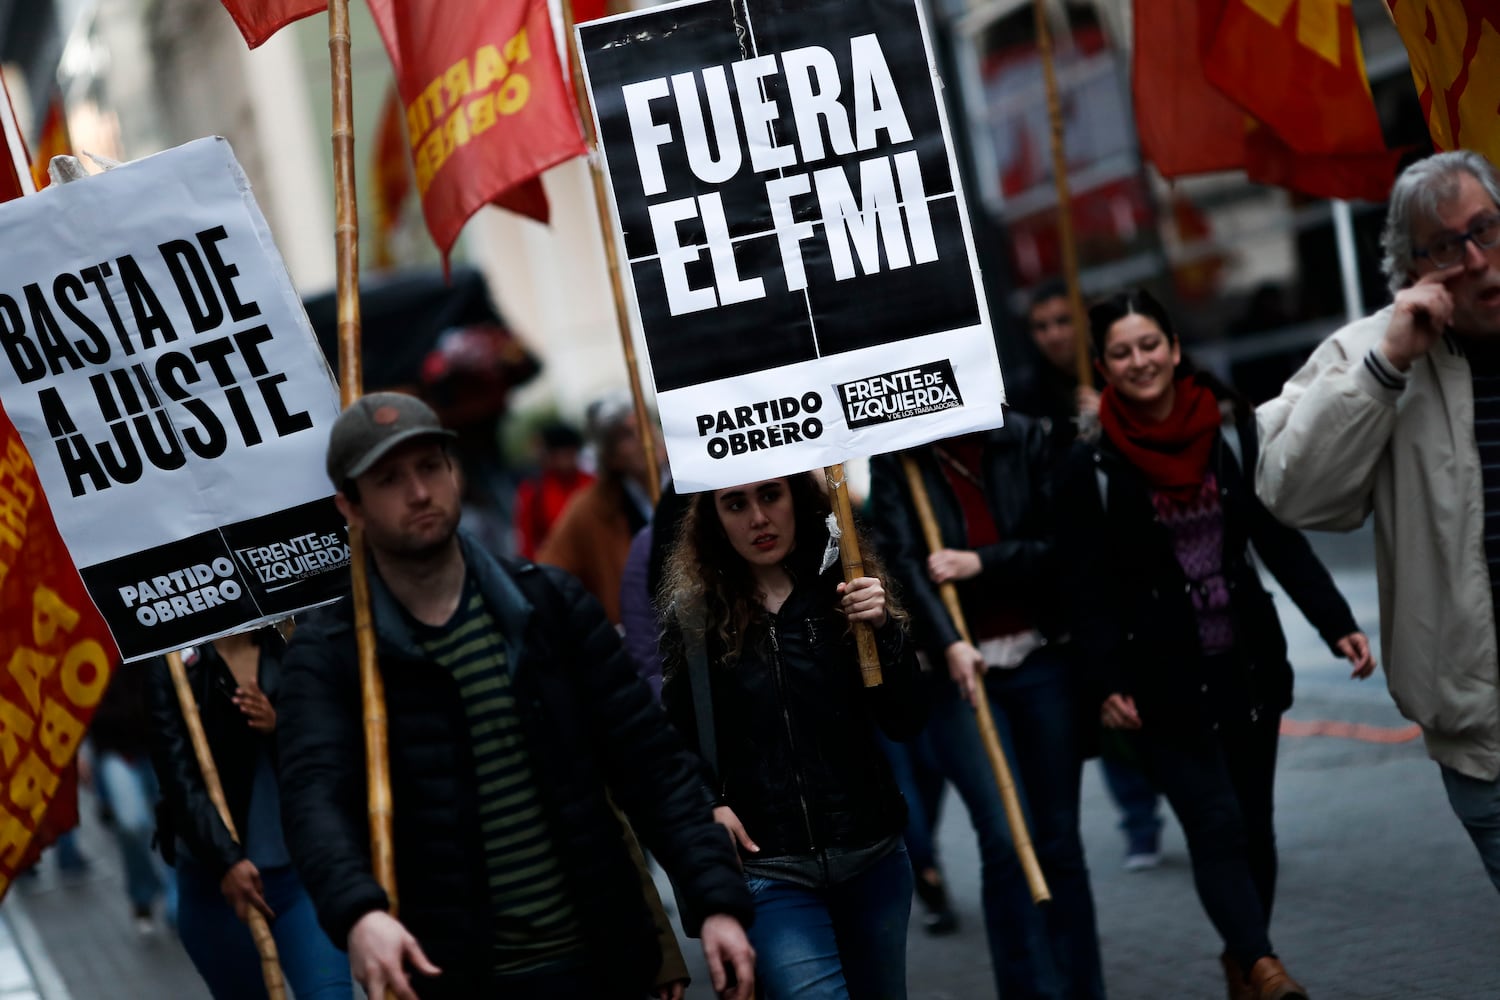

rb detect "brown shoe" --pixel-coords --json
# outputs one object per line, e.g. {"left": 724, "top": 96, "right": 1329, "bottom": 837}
{"left": 1247, "top": 956, "right": 1309, "bottom": 1000}
{"left": 1220, "top": 953, "right": 1255, "bottom": 1000}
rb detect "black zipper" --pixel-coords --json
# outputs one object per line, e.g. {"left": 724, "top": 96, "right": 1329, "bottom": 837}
{"left": 768, "top": 616, "right": 819, "bottom": 855}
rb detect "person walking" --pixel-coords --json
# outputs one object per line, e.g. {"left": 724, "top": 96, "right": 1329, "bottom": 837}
{"left": 871, "top": 422, "right": 1106, "bottom": 1000}
{"left": 277, "top": 392, "right": 755, "bottom": 1000}
{"left": 1257, "top": 150, "right": 1500, "bottom": 893}
{"left": 1056, "top": 289, "right": 1373, "bottom": 1000}
{"left": 149, "top": 630, "right": 353, "bottom": 999}
{"left": 660, "top": 473, "right": 926, "bottom": 1000}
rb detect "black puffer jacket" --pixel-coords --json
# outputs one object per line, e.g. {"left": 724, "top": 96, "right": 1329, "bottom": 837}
{"left": 662, "top": 561, "right": 926, "bottom": 859}
{"left": 148, "top": 635, "right": 283, "bottom": 880}
{"left": 1055, "top": 408, "right": 1358, "bottom": 732}
{"left": 278, "top": 535, "right": 752, "bottom": 997}
{"left": 869, "top": 416, "right": 1062, "bottom": 658}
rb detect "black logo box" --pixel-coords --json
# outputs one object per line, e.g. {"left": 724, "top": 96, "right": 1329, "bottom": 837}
{"left": 79, "top": 496, "right": 350, "bottom": 660}
{"left": 836, "top": 358, "right": 963, "bottom": 428}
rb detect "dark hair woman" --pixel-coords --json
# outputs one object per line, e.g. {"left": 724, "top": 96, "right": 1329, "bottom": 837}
{"left": 1056, "top": 289, "right": 1375, "bottom": 1000}
{"left": 149, "top": 629, "right": 353, "bottom": 1000}
{"left": 660, "top": 472, "right": 927, "bottom": 1000}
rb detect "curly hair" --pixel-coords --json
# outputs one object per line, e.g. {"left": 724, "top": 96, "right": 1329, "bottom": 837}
{"left": 660, "top": 471, "right": 902, "bottom": 672}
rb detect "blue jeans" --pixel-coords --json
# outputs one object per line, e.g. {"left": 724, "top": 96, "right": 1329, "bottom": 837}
{"left": 745, "top": 844, "right": 913, "bottom": 1000}
{"left": 177, "top": 854, "right": 353, "bottom": 999}
{"left": 1439, "top": 764, "right": 1500, "bottom": 893}
{"left": 922, "top": 647, "right": 1105, "bottom": 1000}
{"left": 1099, "top": 755, "right": 1162, "bottom": 855}
{"left": 96, "top": 753, "right": 173, "bottom": 915}
{"left": 880, "top": 736, "right": 947, "bottom": 874}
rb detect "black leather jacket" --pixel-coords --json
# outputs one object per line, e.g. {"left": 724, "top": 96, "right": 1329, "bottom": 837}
{"left": 662, "top": 561, "right": 927, "bottom": 860}
{"left": 1055, "top": 410, "right": 1358, "bottom": 731}
{"left": 868, "top": 416, "right": 1062, "bottom": 659}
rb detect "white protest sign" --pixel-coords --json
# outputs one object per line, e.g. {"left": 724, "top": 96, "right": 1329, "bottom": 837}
{"left": 577, "top": 0, "right": 1005, "bottom": 492}
{"left": 0, "top": 138, "right": 348, "bottom": 661}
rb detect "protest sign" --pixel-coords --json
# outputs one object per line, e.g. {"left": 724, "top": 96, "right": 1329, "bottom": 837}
{"left": 0, "top": 138, "right": 348, "bottom": 661}
{"left": 577, "top": 0, "right": 1005, "bottom": 491}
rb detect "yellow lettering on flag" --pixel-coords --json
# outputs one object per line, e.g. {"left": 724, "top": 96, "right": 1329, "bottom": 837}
{"left": 1243, "top": 0, "right": 1346, "bottom": 68}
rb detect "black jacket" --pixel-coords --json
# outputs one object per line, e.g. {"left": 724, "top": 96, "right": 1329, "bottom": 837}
{"left": 1055, "top": 410, "right": 1358, "bottom": 732}
{"left": 148, "top": 637, "right": 283, "bottom": 880}
{"left": 662, "top": 561, "right": 926, "bottom": 860}
{"left": 277, "top": 534, "right": 752, "bottom": 996}
{"left": 868, "top": 417, "right": 1061, "bottom": 658}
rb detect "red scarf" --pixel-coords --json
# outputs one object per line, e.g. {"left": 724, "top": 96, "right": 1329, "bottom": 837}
{"left": 1098, "top": 377, "right": 1221, "bottom": 504}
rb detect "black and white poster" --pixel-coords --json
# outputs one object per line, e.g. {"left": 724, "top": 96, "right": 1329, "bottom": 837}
{"left": 0, "top": 138, "right": 348, "bottom": 661}
{"left": 577, "top": 0, "right": 1004, "bottom": 491}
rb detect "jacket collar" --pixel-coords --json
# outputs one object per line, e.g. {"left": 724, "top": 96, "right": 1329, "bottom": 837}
{"left": 367, "top": 530, "right": 534, "bottom": 671}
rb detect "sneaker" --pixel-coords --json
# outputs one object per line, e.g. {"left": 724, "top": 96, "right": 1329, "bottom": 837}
{"left": 132, "top": 904, "right": 157, "bottom": 938}
{"left": 1123, "top": 851, "right": 1161, "bottom": 872}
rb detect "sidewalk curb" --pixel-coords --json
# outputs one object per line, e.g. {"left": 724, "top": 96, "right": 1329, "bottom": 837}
{"left": 2, "top": 895, "right": 71, "bottom": 1000}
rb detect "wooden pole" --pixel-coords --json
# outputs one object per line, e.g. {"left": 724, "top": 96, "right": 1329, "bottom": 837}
{"left": 898, "top": 455, "right": 1051, "bottom": 903}
{"left": 165, "top": 652, "right": 288, "bottom": 997}
{"left": 327, "top": 0, "right": 398, "bottom": 921}
{"left": 563, "top": 0, "right": 662, "bottom": 504}
{"left": 824, "top": 464, "right": 883, "bottom": 687}
{"left": 1033, "top": 0, "right": 1093, "bottom": 392}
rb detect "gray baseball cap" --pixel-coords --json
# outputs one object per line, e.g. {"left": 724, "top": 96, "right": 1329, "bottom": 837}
{"left": 325, "top": 392, "right": 457, "bottom": 488}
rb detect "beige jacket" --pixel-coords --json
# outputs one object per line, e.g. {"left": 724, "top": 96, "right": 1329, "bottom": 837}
{"left": 1256, "top": 306, "right": 1500, "bottom": 780}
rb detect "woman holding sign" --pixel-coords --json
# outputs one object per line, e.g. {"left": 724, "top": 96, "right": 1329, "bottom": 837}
{"left": 660, "top": 472, "right": 926, "bottom": 1000}
{"left": 1056, "top": 289, "right": 1373, "bottom": 1000}
{"left": 149, "top": 629, "right": 353, "bottom": 1000}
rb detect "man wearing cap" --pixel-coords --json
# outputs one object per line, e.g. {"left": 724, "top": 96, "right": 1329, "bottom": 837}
{"left": 277, "top": 392, "right": 756, "bottom": 1000}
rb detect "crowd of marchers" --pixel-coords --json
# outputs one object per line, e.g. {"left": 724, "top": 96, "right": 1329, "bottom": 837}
{"left": 62, "top": 148, "right": 1500, "bottom": 1000}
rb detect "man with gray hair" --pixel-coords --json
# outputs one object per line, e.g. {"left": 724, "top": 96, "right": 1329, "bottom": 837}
{"left": 1257, "top": 150, "right": 1500, "bottom": 890}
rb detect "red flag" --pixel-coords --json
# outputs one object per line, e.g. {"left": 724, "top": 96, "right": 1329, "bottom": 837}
{"left": 0, "top": 75, "right": 31, "bottom": 202}
{"left": 1133, "top": 0, "right": 1400, "bottom": 201}
{"left": 30, "top": 92, "right": 71, "bottom": 191}
{"left": 371, "top": 82, "right": 412, "bottom": 269}
{"left": 367, "top": 0, "right": 587, "bottom": 260}
{"left": 1131, "top": 0, "right": 1245, "bottom": 177}
{"left": 218, "top": 0, "right": 326, "bottom": 48}
{"left": 0, "top": 414, "right": 120, "bottom": 902}
{"left": 1386, "top": 0, "right": 1500, "bottom": 165}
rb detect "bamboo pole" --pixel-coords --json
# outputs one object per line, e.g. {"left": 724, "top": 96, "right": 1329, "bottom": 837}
{"left": 824, "top": 464, "right": 883, "bottom": 688}
{"left": 563, "top": 0, "right": 662, "bottom": 504}
{"left": 1033, "top": 0, "right": 1093, "bottom": 393}
{"left": 327, "top": 0, "right": 398, "bottom": 920}
{"left": 898, "top": 455, "right": 1050, "bottom": 903}
{"left": 165, "top": 651, "right": 288, "bottom": 997}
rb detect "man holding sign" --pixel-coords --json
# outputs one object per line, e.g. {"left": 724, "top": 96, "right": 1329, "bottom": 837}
{"left": 278, "top": 394, "right": 756, "bottom": 1000}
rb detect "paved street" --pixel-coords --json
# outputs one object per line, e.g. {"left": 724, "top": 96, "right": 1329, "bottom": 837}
{"left": 3, "top": 528, "right": 1497, "bottom": 998}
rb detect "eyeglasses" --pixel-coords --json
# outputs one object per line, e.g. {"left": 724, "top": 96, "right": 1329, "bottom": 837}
{"left": 1415, "top": 212, "right": 1500, "bottom": 269}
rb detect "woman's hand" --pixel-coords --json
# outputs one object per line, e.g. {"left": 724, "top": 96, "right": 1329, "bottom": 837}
{"left": 927, "top": 549, "right": 982, "bottom": 584}
{"left": 1100, "top": 693, "right": 1141, "bottom": 730}
{"left": 713, "top": 806, "right": 759, "bottom": 861}
{"left": 220, "top": 858, "right": 274, "bottom": 923}
{"left": 944, "top": 641, "right": 985, "bottom": 708}
{"left": 837, "top": 577, "right": 888, "bottom": 629}
{"left": 233, "top": 680, "right": 275, "bottom": 734}
{"left": 1336, "top": 632, "right": 1376, "bottom": 679}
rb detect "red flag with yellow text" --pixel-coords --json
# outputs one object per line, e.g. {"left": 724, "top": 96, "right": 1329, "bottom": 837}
{"left": 1385, "top": 0, "right": 1500, "bottom": 165}
{"left": 367, "top": 0, "right": 587, "bottom": 260}
{"left": 0, "top": 411, "right": 120, "bottom": 902}
{"left": 218, "top": 0, "right": 326, "bottom": 48}
{"left": 30, "top": 92, "right": 71, "bottom": 191}
{"left": 1134, "top": 0, "right": 1401, "bottom": 201}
